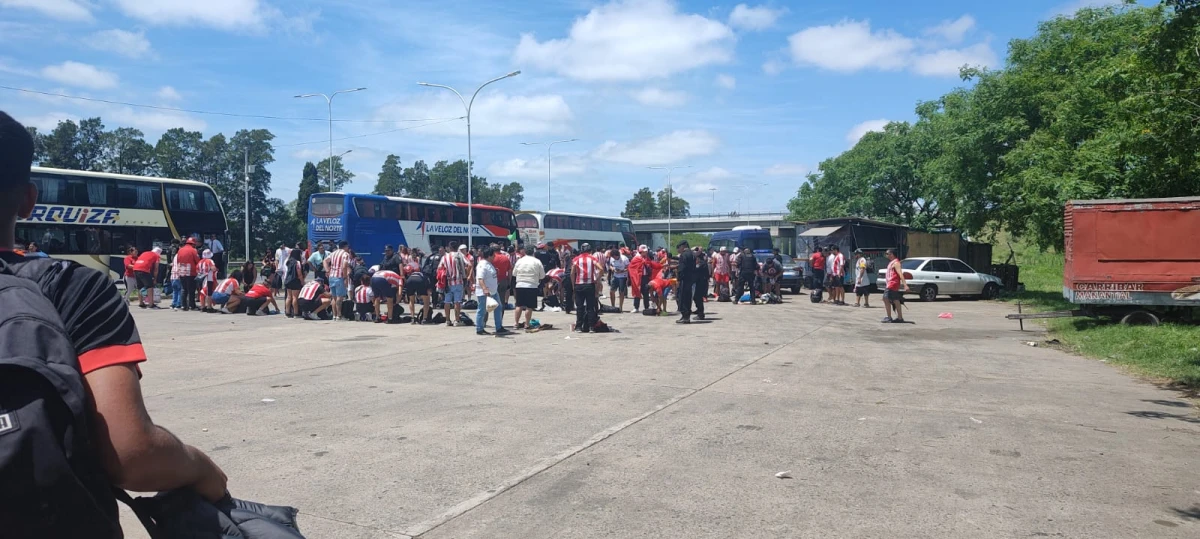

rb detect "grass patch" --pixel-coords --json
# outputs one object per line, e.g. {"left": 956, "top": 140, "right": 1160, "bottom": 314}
{"left": 992, "top": 234, "right": 1200, "bottom": 389}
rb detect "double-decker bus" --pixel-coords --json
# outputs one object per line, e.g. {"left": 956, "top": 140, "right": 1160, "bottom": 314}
{"left": 307, "top": 193, "right": 517, "bottom": 261}
{"left": 15, "top": 167, "right": 228, "bottom": 280}
{"left": 515, "top": 210, "right": 636, "bottom": 250}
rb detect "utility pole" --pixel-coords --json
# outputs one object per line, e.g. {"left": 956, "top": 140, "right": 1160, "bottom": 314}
{"left": 244, "top": 149, "right": 252, "bottom": 261}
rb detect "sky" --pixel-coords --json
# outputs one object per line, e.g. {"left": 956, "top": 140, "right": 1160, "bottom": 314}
{"left": 0, "top": 0, "right": 1126, "bottom": 217}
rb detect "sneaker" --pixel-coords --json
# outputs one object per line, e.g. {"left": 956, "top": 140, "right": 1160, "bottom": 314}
{"left": 515, "top": 322, "right": 526, "bottom": 330}
{"left": 456, "top": 321, "right": 471, "bottom": 327}
{"left": 881, "top": 317, "right": 893, "bottom": 323}
{"left": 495, "top": 328, "right": 514, "bottom": 336}
{"left": 220, "top": 307, "right": 231, "bottom": 314}
{"left": 171, "top": 306, "right": 178, "bottom": 311}
{"left": 676, "top": 318, "right": 691, "bottom": 324}
{"left": 150, "top": 305, "right": 162, "bottom": 310}
{"left": 304, "top": 313, "right": 318, "bottom": 321}
{"left": 446, "top": 321, "right": 454, "bottom": 327}
{"left": 891, "top": 318, "right": 906, "bottom": 324}
{"left": 139, "top": 304, "right": 147, "bottom": 309}
{"left": 476, "top": 330, "right": 492, "bottom": 336}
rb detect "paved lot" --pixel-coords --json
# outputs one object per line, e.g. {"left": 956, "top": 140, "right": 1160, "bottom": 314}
{"left": 120, "top": 294, "right": 1199, "bottom": 538}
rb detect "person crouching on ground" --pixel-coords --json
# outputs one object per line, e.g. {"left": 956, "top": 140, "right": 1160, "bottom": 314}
{"left": 512, "top": 245, "right": 545, "bottom": 329}
{"left": 353, "top": 274, "right": 374, "bottom": 321}
{"left": 404, "top": 261, "right": 433, "bottom": 324}
{"left": 211, "top": 270, "right": 245, "bottom": 314}
{"left": 298, "top": 277, "right": 332, "bottom": 320}
{"left": 241, "top": 282, "right": 279, "bottom": 315}
{"left": 371, "top": 268, "right": 404, "bottom": 324}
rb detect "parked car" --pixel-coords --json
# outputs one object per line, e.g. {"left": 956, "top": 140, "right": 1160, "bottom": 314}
{"left": 755, "top": 252, "right": 802, "bottom": 294}
{"left": 876, "top": 257, "right": 1002, "bottom": 301}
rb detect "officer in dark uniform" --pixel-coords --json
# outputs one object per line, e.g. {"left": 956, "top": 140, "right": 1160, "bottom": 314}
{"left": 693, "top": 246, "right": 709, "bottom": 319}
{"left": 675, "top": 240, "right": 696, "bottom": 324}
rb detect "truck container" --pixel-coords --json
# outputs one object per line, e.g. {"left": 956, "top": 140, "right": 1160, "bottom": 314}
{"left": 1062, "top": 196, "right": 1200, "bottom": 323}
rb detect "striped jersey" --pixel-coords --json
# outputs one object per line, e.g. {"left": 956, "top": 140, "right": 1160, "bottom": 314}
{"left": 593, "top": 251, "right": 608, "bottom": 274}
{"left": 572, "top": 255, "right": 598, "bottom": 285}
{"left": 299, "top": 281, "right": 324, "bottom": 300}
{"left": 169, "top": 254, "right": 181, "bottom": 280}
{"left": 354, "top": 284, "right": 373, "bottom": 304}
{"left": 374, "top": 270, "right": 403, "bottom": 287}
{"left": 327, "top": 249, "right": 351, "bottom": 278}
{"left": 215, "top": 277, "right": 240, "bottom": 295}
{"left": 438, "top": 253, "right": 465, "bottom": 286}
{"left": 197, "top": 258, "right": 216, "bottom": 282}
{"left": 547, "top": 268, "right": 565, "bottom": 281}
{"left": 712, "top": 253, "right": 731, "bottom": 275}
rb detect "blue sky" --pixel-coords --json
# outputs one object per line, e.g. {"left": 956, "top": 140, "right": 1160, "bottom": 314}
{"left": 0, "top": 0, "right": 1123, "bottom": 217}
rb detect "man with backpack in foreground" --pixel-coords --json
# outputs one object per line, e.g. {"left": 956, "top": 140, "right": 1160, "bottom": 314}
{"left": 0, "top": 111, "right": 227, "bottom": 537}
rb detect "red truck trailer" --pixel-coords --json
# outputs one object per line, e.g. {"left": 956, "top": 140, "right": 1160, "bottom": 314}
{"left": 1058, "top": 196, "right": 1200, "bottom": 324}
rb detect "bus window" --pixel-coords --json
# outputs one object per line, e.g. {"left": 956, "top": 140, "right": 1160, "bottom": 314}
{"left": 354, "top": 199, "right": 382, "bottom": 218}
{"left": 516, "top": 214, "right": 539, "bottom": 228}
{"left": 619, "top": 221, "right": 632, "bottom": 233}
{"left": 425, "top": 206, "right": 439, "bottom": 222}
{"left": 384, "top": 201, "right": 406, "bottom": 219}
{"left": 311, "top": 197, "right": 344, "bottom": 217}
{"left": 202, "top": 191, "right": 220, "bottom": 213}
{"left": 569, "top": 217, "right": 581, "bottom": 229}
{"left": 166, "top": 187, "right": 202, "bottom": 211}
{"left": 116, "top": 181, "right": 160, "bottom": 209}
{"left": 33, "top": 176, "right": 65, "bottom": 203}
{"left": 67, "top": 178, "right": 112, "bottom": 206}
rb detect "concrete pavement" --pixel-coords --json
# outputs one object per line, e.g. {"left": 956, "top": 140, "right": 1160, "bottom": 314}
{"left": 120, "top": 294, "right": 1199, "bottom": 538}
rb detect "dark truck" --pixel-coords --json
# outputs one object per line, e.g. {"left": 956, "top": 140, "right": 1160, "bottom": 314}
{"left": 1010, "top": 196, "right": 1200, "bottom": 326}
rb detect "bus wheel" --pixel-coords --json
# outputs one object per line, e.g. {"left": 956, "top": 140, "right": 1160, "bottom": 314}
{"left": 1120, "top": 310, "right": 1160, "bottom": 326}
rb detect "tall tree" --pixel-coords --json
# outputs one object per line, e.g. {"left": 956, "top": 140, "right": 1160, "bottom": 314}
{"left": 373, "top": 154, "right": 404, "bottom": 196}
{"left": 315, "top": 155, "right": 353, "bottom": 192}
{"left": 296, "top": 162, "right": 320, "bottom": 224}
{"left": 41, "top": 120, "right": 81, "bottom": 170}
{"left": 401, "top": 160, "right": 431, "bottom": 199}
{"left": 656, "top": 187, "right": 689, "bottom": 218}
{"left": 621, "top": 187, "right": 658, "bottom": 219}
{"left": 75, "top": 117, "right": 106, "bottom": 171}
{"left": 101, "top": 127, "right": 157, "bottom": 175}
{"left": 25, "top": 126, "right": 45, "bottom": 165}
{"left": 154, "top": 128, "right": 203, "bottom": 179}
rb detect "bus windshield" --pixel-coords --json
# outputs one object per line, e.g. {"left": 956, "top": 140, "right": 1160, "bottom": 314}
{"left": 744, "top": 237, "right": 773, "bottom": 251}
{"left": 311, "top": 196, "right": 345, "bottom": 217}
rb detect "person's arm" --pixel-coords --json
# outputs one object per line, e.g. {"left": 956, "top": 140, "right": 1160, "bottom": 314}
{"left": 85, "top": 365, "right": 226, "bottom": 500}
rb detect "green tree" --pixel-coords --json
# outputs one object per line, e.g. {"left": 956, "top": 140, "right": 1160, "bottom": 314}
{"left": 26, "top": 126, "right": 45, "bottom": 165}
{"left": 154, "top": 128, "right": 203, "bottom": 179}
{"left": 41, "top": 119, "right": 81, "bottom": 169}
{"left": 656, "top": 186, "right": 689, "bottom": 218}
{"left": 296, "top": 162, "right": 321, "bottom": 224}
{"left": 315, "top": 155, "right": 353, "bottom": 192}
{"left": 256, "top": 198, "right": 301, "bottom": 256}
{"left": 101, "top": 127, "right": 157, "bottom": 175}
{"left": 401, "top": 160, "right": 431, "bottom": 199}
{"left": 621, "top": 187, "right": 658, "bottom": 218}
{"left": 75, "top": 117, "right": 106, "bottom": 171}
{"left": 373, "top": 154, "right": 404, "bottom": 196}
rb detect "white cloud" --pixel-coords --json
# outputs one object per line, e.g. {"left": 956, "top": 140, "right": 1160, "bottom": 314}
{"left": 728, "top": 4, "right": 783, "bottom": 31}
{"left": 380, "top": 92, "right": 573, "bottom": 137}
{"left": 789, "top": 20, "right": 913, "bottom": 73}
{"left": 488, "top": 156, "right": 587, "bottom": 180}
{"left": 0, "top": 0, "right": 91, "bottom": 21}
{"left": 787, "top": 19, "right": 997, "bottom": 77}
{"left": 592, "top": 130, "right": 719, "bottom": 166}
{"left": 715, "top": 74, "right": 736, "bottom": 90}
{"left": 765, "top": 164, "right": 809, "bottom": 177}
{"left": 846, "top": 119, "right": 889, "bottom": 145}
{"left": 106, "top": 107, "right": 206, "bottom": 132}
{"left": 19, "top": 111, "right": 75, "bottom": 131}
{"left": 762, "top": 60, "right": 784, "bottom": 76}
{"left": 41, "top": 61, "right": 119, "bottom": 90}
{"left": 85, "top": 29, "right": 153, "bottom": 59}
{"left": 911, "top": 42, "right": 998, "bottom": 77}
{"left": 631, "top": 87, "right": 688, "bottom": 107}
{"left": 111, "top": 0, "right": 271, "bottom": 31}
{"left": 514, "top": 0, "right": 734, "bottom": 82}
{"left": 924, "top": 15, "right": 975, "bottom": 44}
{"left": 156, "top": 86, "right": 183, "bottom": 101}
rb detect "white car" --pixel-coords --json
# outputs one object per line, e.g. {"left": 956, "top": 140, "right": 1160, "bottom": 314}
{"left": 876, "top": 257, "right": 1003, "bottom": 302}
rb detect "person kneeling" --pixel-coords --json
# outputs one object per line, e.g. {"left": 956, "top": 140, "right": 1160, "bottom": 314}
{"left": 371, "top": 269, "right": 404, "bottom": 324}
{"left": 211, "top": 270, "right": 245, "bottom": 314}
{"left": 298, "top": 277, "right": 332, "bottom": 320}
{"left": 353, "top": 274, "right": 375, "bottom": 321}
{"left": 241, "top": 283, "right": 280, "bottom": 315}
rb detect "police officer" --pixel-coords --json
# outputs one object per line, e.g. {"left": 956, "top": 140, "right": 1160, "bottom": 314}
{"left": 675, "top": 240, "right": 696, "bottom": 324}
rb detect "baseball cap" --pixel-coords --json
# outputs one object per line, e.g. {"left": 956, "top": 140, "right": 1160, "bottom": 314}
{"left": 186, "top": 238, "right": 197, "bottom": 245}
{"left": 458, "top": 244, "right": 467, "bottom": 251}
{"left": 638, "top": 244, "right": 648, "bottom": 251}
{"left": 537, "top": 242, "right": 546, "bottom": 248}
{"left": 720, "top": 246, "right": 728, "bottom": 252}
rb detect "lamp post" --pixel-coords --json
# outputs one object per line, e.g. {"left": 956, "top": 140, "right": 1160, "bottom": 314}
{"left": 243, "top": 149, "right": 255, "bottom": 261}
{"left": 294, "top": 87, "right": 367, "bottom": 192}
{"left": 647, "top": 165, "right": 691, "bottom": 247}
{"left": 520, "top": 138, "right": 577, "bottom": 211}
{"left": 419, "top": 71, "right": 521, "bottom": 252}
{"left": 708, "top": 187, "right": 717, "bottom": 215}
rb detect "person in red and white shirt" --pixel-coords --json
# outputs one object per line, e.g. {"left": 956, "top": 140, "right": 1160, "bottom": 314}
{"left": 353, "top": 275, "right": 375, "bottom": 321}
{"left": 212, "top": 271, "right": 244, "bottom": 313}
{"left": 371, "top": 268, "right": 404, "bottom": 324}
{"left": 297, "top": 277, "right": 331, "bottom": 320}
{"left": 197, "top": 249, "right": 218, "bottom": 313}
{"left": 571, "top": 243, "right": 600, "bottom": 333}
{"left": 711, "top": 246, "right": 731, "bottom": 299}
{"left": 323, "top": 240, "right": 352, "bottom": 320}
{"left": 438, "top": 241, "right": 469, "bottom": 326}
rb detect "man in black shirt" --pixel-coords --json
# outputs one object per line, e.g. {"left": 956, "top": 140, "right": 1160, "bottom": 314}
{"left": 734, "top": 248, "right": 760, "bottom": 304}
{"left": 693, "top": 246, "right": 709, "bottom": 319}
{"left": 380, "top": 244, "right": 402, "bottom": 273}
{"left": 0, "top": 111, "right": 227, "bottom": 532}
{"left": 675, "top": 240, "right": 696, "bottom": 324}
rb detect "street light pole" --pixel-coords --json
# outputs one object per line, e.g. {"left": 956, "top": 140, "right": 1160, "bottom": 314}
{"left": 244, "top": 149, "right": 251, "bottom": 261}
{"left": 521, "top": 138, "right": 577, "bottom": 210}
{"left": 647, "top": 165, "right": 691, "bottom": 247}
{"left": 419, "top": 71, "right": 521, "bottom": 252}
{"left": 709, "top": 187, "right": 717, "bottom": 215}
{"left": 295, "top": 87, "right": 367, "bottom": 192}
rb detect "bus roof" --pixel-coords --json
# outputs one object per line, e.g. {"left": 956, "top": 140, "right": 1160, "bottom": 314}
{"left": 32, "top": 166, "right": 215, "bottom": 188}
{"left": 516, "top": 209, "right": 632, "bottom": 222}
{"left": 316, "top": 192, "right": 514, "bottom": 211}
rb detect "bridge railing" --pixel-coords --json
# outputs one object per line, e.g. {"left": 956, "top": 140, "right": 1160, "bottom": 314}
{"left": 630, "top": 211, "right": 787, "bottom": 221}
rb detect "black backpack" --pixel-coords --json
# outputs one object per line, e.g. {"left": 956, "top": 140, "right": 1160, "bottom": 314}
{"left": 0, "top": 256, "right": 123, "bottom": 538}
{"left": 421, "top": 256, "right": 440, "bottom": 281}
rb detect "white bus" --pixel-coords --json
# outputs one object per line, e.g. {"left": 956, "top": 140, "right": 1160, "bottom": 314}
{"left": 14, "top": 167, "right": 229, "bottom": 280}
{"left": 515, "top": 210, "right": 636, "bottom": 250}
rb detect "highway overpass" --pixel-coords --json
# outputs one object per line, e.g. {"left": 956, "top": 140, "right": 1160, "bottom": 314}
{"left": 632, "top": 212, "right": 799, "bottom": 253}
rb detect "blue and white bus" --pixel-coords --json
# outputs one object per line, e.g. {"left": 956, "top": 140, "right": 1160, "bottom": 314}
{"left": 708, "top": 226, "right": 774, "bottom": 252}
{"left": 15, "top": 167, "right": 228, "bottom": 279}
{"left": 307, "top": 193, "right": 517, "bottom": 261}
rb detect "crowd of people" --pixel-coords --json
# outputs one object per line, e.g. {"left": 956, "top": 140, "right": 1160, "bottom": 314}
{"left": 808, "top": 244, "right": 909, "bottom": 323}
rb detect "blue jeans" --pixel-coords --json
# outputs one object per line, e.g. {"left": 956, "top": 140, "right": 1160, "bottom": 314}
{"left": 475, "top": 294, "right": 503, "bottom": 332}
{"left": 170, "top": 279, "right": 182, "bottom": 308}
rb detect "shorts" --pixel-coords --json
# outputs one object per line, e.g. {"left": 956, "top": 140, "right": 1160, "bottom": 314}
{"left": 824, "top": 274, "right": 836, "bottom": 287}
{"left": 812, "top": 269, "right": 825, "bottom": 285}
{"left": 405, "top": 275, "right": 430, "bottom": 296}
{"left": 242, "top": 297, "right": 266, "bottom": 314}
{"left": 371, "top": 277, "right": 398, "bottom": 300}
{"left": 444, "top": 283, "right": 464, "bottom": 305}
{"left": 355, "top": 302, "right": 374, "bottom": 315}
{"left": 515, "top": 287, "right": 538, "bottom": 309}
{"left": 285, "top": 279, "right": 303, "bottom": 291}
{"left": 328, "top": 277, "right": 347, "bottom": 298}
{"left": 298, "top": 298, "right": 321, "bottom": 313}
{"left": 612, "top": 276, "right": 629, "bottom": 295}
{"left": 855, "top": 286, "right": 871, "bottom": 297}
{"left": 497, "top": 278, "right": 510, "bottom": 298}
{"left": 713, "top": 273, "right": 730, "bottom": 284}
{"left": 135, "top": 271, "right": 153, "bottom": 290}
{"left": 884, "top": 289, "right": 903, "bottom": 301}
{"left": 212, "top": 292, "right": 230, "bottom": 305}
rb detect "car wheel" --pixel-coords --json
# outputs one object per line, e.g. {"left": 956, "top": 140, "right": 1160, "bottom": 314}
{"left": 981, "top": 283, "right": 1000, "bottom": 300}
{"left": 1120, "top": 310, "right": 1160, "bottom": 326}
{"left": 920, "top": 284, "right": 938, "bottom": 302}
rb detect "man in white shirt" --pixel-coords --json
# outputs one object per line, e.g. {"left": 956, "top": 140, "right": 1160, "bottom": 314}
{"left": 511, "top": 246, "right": 545, "bottom": 329}
{"left": 474, "top": 246, "right": 511, "bottom": 336}
{"left": 607, "top": 248, "right": 630, "bottom": 312}
{"left": 274, "top": 242, "right": 290, "bottom": 296}
{"left": 205, "top": 234, "right": 226, "bottom": 278}
{"left": 853, "top": 250, "right": 872, "bottom": 308}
